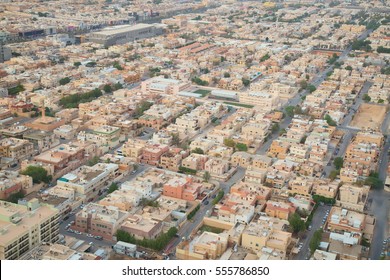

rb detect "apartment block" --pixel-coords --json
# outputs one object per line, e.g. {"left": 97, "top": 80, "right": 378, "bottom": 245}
{"left": 0, "top": 170, "right": 33, "bottom": 200}
{"left": 163, "top": 177, "right": 200, "bottom": 201}
{"left": 181, "top": 153, "right": 208, "bottom": 171}
{"left": 0, "top": 138, "right": 34, "bottom": 161}
{"left": 120, "top": 214, "right": 163, "bottom": 240}
{"left": 57, "top": 163, "right": 119, "bottom": 203}
{"left": 204, "top": 158, "right": 230, "bottom": 176}
{"left": 122, "top": 139, "right": 147, "bottom": 162}
{"left": 78, "top": 125, "right": 121, "bottom": 149}
{"left": 241, "top": 216, "right": 291, "bottom": 256}
{"left": 73, "top": 203, "right": 129, "bottom": 240}
{"left": 0, "top": 199, "right": 60, "bottom": 260}
{"left": 141, "top": 77, "right": 190, "bottom": 95}
{"left": 336, "top": 184, "right": 370, "bottom": 213}
{"left": 140, "top": 143, "right": 169, "bottom": 166}
{"left": 265, "top": 201, "right": 296, "bottom": 220}
{"left": 176, "top": 231, "right": 228, "bottom": 260}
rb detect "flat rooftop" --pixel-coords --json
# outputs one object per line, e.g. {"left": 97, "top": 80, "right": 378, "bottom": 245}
{"left": 91, "top": 24, "right": 153, "bottom": 36}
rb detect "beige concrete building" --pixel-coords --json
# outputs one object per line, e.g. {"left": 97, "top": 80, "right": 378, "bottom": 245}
{"left": 0, "top": 137, "right": 34, "bottom": 161}
{"left": 73, "top": 203, "right": 129, "bottom": 240}
{"left": 57, "top": 163, "right": 119, "bottom": 203}
{"left": 176, "top": 231, "right": 228, "bottom": 260}
{"left": 336, "top": 184, "right": 369, "bottom": 213}
{"left": 141, "top": 77, "right": 190, "bottom": 95}
{"left": 120, "top": 214, "right": 163, "bottom": 240}
{"left": 0, "top": 199, "right": 60, "bottom": 259}
{"left": 241, "top": 217, "right": 291, "bottom": 257}
{"left": 0, "top": 170, "right": 33, "bottom": 200}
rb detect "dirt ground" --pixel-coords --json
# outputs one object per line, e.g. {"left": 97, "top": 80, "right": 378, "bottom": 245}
{"left": 350, "top": 103, "right": 387, "bottom": 130}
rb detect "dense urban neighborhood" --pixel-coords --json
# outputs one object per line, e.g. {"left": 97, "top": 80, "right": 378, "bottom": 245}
{"left": 0, "top": 0, "right": 389, "bottom": 261}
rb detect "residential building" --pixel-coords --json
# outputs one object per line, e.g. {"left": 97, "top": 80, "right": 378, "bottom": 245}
{"left": 57, "top": 163, "right": 119, "bottom": 203}
{"left": 181, "top": 153, "right": 208, "bottom": 171}
{"left": 0, "top": 171, "right": 32, "bottom": 200}
{"left": 73, "top": 203, "right": 129, "bottom": 240}
{"left": 0, "top": 199, "right": 60, "bottom": 260}
{"left": 336, "top": 184, "right": 369, "bottom": 213}
{"left": 163, "top": 177, "right": 200, "bottom": 201}
{"left": 176, "top": 231, "right": 228, "bottom": 260}
{"left": 265, "top": 201, "right": 296, "bottom": 220}
{"left": 86, "top": 24, "right": 163, "bottom": 47}
{"left": 120, "top": 214, "right": 163, "bottom": 240}
{"left": 140, "top": 143, "right": 169, "bottom": 166}
{"left": 141, "top": 77, "right": 190, "bottom": 95}
{"left": 0, "top": 138, "right": 34, "bottom": 161}
{"left": 241, "top": 216, "right": 291, "bottom": 256}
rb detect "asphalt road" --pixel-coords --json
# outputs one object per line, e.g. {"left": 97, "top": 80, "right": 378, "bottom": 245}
{"left": 167, "top": 167, "right": 246, "bottom": 255}
{"left": 368, "top": 135, "right": 390, "bottom": 259}
{"left": 294, "top": 205, "right": 332, "bottom": 260}
{"left": 254, "top": 31, "right": 372, "bottom": 156}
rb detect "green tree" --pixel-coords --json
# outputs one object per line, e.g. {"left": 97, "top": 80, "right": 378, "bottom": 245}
{"left": 134, "top": 101, "right": 153, "bottom": 118}
{"left": 179, "top": 166, "right": 197, "bottom": 175}
{"left": 288, "top": 213, "right": 306, "bottom": 233}
{"left": 74, "top": 62, "right": 81, "bottom": 67}
{"left": 377, "top": 46, "right": 390, "bottom": 54}
{"left": 224, "top": 138, "right": 235, "bottom": 148}
{"left": 7, "top": 191, "right": 25, "bottom": 203}
{"left": 21, "top": 166, "right": 52, "bottom": 184}
{"left": 324, "top": 114, "right": 337, "bottom": 126}
{"left": 329, "top": 169, "right": 340, "bottom": 180}
{"left": 108, "top": 182, "right": 119, "bottom": 194}
{"left": 103, "top": 84, "right": 112, "bottom": 93}
{"left": 114, "top": 82, "right": 123, "bottom": 91}
{"left": 351, "top": 40, "right": 372, "bottom": 52}
{"left": 236, "top": 143, "right": 248, "bottom": 151}
{"left": 272, "top": 123, "right": 280, "bottom": 133}
{"left": 363, "top": 94, "right": 371, "bottom": 102}
{"left": 307, "top": 84, "right": 316, "bottom": 93}
{"left": 378, "top": 99, "right": 384, "bottom": 104}
{"left": 8, "top": 84, "right": 25, "bottom": 96}
{"left": 187, "top": 205, "right": 200, "bottom": 220}
{"left": 223, "top": 72, "right": 231, "bottom": 78}
{"left": 203, "top": 171, "right": 211, "bottom": 182}
{"left": 113, "top": 62, "right": 123, "bottom": 70}
{"left": 87, "top": 156, "right": 100, "bottom": 166}
{"left": 116, "top": 227, "right": 178, "bottom": 251}
{"left": 285, "top": 106, "right": 295, "bottom": 117}
{"left": 299, "top": 80, "right": 308, "bottom": 90}
{"left": 364, "top": 172, "right": 383, "bottom": 189}
{"left": 260, "top": 53, "right": 270, "bottom": 62}
{"left": 212, "top": 190, "right": 225, "bottom": 205}
{"left": 309, "top": 229, "right": 323, "bottom": 254}
{"left": 333, "top": 157, "right": 344, "bottom": 170}
{"left": 59, "top": 77, "right": 71, "bottom": 85}
{"left": 191, "top": 147, "right": 204, "bottom": 154}
{"left": 345, "top": 65, "right": 353, "bottom": 71}
{"left": 191, "top": 77, "right": 208, "bottom": 86}
{"left": 86, "top": 61, "right": 96, "bottom": 67}
{"left": 171, "top": 133, "right": 180, "bottom": 146}
{"left": 242, "top": 78, "right": 250, "bottom": 87}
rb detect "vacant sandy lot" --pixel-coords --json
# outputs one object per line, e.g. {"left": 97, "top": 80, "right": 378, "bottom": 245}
{"left": 350, "top": 103, "right": 387, "bottom": 130}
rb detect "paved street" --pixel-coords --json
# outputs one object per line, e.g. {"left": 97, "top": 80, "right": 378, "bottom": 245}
{"left": 368, "top": 135, "right": 390, "bottom": 259}
{"left": 294, "top": 205, "right": 332, "bottom": 260}
{"left": 166, "top": 167, "right": 246, "bottom": 255}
